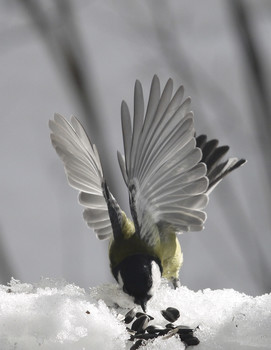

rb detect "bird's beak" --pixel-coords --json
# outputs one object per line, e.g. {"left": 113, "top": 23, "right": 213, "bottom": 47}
{"left": 140, "top": 300, "right": 147, "bottom": 313}
{"left": 134, "top": 296, "right": 149, "bottom": 313}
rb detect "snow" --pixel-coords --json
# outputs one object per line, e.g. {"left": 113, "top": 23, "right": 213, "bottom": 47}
{"left": 0, "top": 279, "right": 270, "bottom": 350}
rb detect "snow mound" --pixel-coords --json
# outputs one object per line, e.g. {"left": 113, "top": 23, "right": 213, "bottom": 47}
{"left": 0, "top": 278, "right": 270, "bottom": 350}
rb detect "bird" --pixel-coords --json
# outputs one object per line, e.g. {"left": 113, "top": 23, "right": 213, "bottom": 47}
{"left": 49, "top": 75, "right": 246, "bottom": 312}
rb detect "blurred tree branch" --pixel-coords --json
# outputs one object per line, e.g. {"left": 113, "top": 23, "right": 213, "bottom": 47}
{"left": 18, "top": 0, "right": 98, "bottom": 127}
{"left": 0, "top": 227, "right": 15, "bottom": 284}
{"left": 147, "top": 0, "right": 245, "bottom": 134}
{"left": 18, "top": 0, "right": 117, "bottom": 193}
{"left": 229, "top": 0, "right": 271, "bottom": 292}
{"left": 229, "top": 0, "right": 271, "bottom": 181}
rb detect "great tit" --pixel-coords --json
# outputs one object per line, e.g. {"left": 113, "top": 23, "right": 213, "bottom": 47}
{"left": 49, "top": 75, "right": 246, "bottom": 312}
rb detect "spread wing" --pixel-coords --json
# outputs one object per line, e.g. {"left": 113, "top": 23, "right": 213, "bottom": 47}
{"left": 49, "top": 113, "right": 121, "bottom": 240}
{"left": 118, "top": 75, "right": 209, "bottom": 247}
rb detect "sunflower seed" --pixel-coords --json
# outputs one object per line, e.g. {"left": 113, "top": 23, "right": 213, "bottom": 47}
{"left": 182, "top": 336, "right": 200, "bottom": 346}
{"left": 134, "top": 333, "right": 159, "bottom": 340}
{"left": 125, "top": 308, "right": 137, "bottom": 324}
{"left": 176, "top": 325, "right": 194, "bottom": 335}
{"left": 131, "top": 315, "right": 150, "bottom": 333}
{"left": 130, "top": 339, "right": 143, "bottom": 350}
{"left": 145, "top": 325, "right": 170, "bottom": 336}
{"left": 165, "top": 323, "right": 175, "bottom": 329}
{"left": 162, "top": 327, "right": 180, "bottom": 339}
{"left": 146, "top": 325, "right": 165, "bottom": 334}
{"left": 136, "top": 312, "right": 154, "bottom": 320}
{"left": 178, "top": 331, "right": 194, "bottom": 341}
{"left": 126, "top": 327, "right": 136, "bottom": 335}
{"left": 161, "top": 307, "right": 180, "bottom": 322}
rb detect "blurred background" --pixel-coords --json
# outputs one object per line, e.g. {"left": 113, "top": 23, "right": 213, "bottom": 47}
{"left": 0, "top": 0, "right": 270, "bottom": 296}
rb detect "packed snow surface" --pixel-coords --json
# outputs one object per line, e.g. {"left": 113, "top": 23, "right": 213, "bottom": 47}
{"left": 0, "top": 278, "right": 270, "bottom": 350}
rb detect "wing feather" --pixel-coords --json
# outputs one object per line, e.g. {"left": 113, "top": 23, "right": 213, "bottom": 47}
{"left": 138, "top": 101, "right": 192, "bottom": 181}
{"left": 136, "top": 79, "right": 173, "bottom": 177}
{"left": 119, "top": 76, "right": 209, "bottom": 246}
{"left": 133, "top": 75, "right": 161, "bottom": 174}
{"left": 130, "top": 80, "right": 144, "bottom": 175}
{"left": 49, "top": 114, "right": 118, "bottom": 240}
{"left": 196, "top": 135, "right": 247, "bottom": 194}
{"left": 121, "top": 101, "right": 132, "bottom": 174}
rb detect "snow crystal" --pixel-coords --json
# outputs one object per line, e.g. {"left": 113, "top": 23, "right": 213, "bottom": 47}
{"left": 0, "top": 278, "right": 270, "bottom": 350}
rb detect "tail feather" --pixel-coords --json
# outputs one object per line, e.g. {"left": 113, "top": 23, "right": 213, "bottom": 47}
{"left": 201, "top": 139, "right": 219, "bottom": 164}
{"left": 196, "top": 135, "right": 246, "bottom": 194}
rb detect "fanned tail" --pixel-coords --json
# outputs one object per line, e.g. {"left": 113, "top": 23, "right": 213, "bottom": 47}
{"left": 196, "top": 135, "right": 246, "bottom": 194}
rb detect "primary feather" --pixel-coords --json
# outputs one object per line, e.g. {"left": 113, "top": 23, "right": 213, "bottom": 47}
{"left": 119, "top": 76, "right": 209, "bottom": 247}
{"left": 195, "top": 135, "right": 246, "bottom": 194}
{"left": 49, "top": 114, "right": 116, "bottom": 240}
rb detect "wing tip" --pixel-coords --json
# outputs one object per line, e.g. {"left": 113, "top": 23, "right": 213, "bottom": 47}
{"left": 121, "top": 100, "right": 130, "bottom": 118}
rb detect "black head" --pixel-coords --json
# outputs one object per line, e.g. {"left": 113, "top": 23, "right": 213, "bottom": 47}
{"left": 113, "top": 254, "right": 162, "bottom": 312}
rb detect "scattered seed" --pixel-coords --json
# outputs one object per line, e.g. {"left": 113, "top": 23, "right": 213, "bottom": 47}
{"left": 183, "top": 336, "right": 200, "bottom": 346}
{"left": 134, "top": 333, "right": 158, "bottom": 340}
{"left": 162, "top": 327, "right": 180, "bottom": 339}
{"left": 126, "top": 327, "right": 136, "bottom": 335}
{"left": 136, "top": 312, "right": 154, "bottom": 320}
{"left": 85, "top": 310, "right": 90, "bottom": 314}
{"left": 130, "top": 339, "right": 143, "bottom": 350}
{"left": 125, "top": 308, "right": 137, "bottom": 324}
{"left": 122, "top": 305, "right": 199, "bottom": 348}
{"left": 178, "top": 331, "right": 194, "bottom": 341}
{"left": 116, "top": 313, "right": 125, "bottom": 322}
{"left": 159, "top": 328, "right": 171, "bottom": 336}
{"left": 165, "top": 323, "right": 175, "bottom": 329}
{"left": 146, "top": 325, "right": 165, "bottom": 334}
{"left": 161, "top": 307, "right": 180, "bottom": 322}
{"left": 176, "top": 325, "right": 194, "bottom": 335}
{"left": 131, "top": 315, "right": 150, "bottom": 333}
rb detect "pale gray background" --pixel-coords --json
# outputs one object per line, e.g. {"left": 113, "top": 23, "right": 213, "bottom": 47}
{"left": 0, "top": 0, "right": 270, "bottom": 296}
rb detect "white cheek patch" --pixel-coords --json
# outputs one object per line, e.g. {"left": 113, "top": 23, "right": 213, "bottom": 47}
{"left": 117, "top": 272, "right": 124, "bottom": 288}
{"left": 148, "top": 261, "right": 162, "bottom": 297}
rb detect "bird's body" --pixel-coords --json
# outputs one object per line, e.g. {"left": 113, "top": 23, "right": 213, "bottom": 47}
{"left": 49, "top": 75, "right": 246, "bottom": 311}
{"left": 109, "top": 211, "right": 182, "bottom": 280}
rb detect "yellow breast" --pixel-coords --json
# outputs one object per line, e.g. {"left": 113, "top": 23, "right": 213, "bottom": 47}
{"left": 109, "top": 212, "right": 183, "bottom": 279}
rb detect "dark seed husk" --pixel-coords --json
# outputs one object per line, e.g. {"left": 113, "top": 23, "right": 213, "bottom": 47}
{"left": 125, "top": 308, "right": 137, "bottom": 324}
{"left": 161, "top": 307, "right": 180, "bottom": 322}
{"left": 183, "top": 336, "right": 200, "bottom": 346}
{"left": 146, "top": 325, "right": 165, "bottom": 334}
{"left": 134, "top": 333, "right": 159, "bottom": 340}
{"left": 126, "top": 327, "right": 136, "bottom": 335}
{"left": 130, "top": 339, "right": 143, "bottom": 350}
{"left": 131, "top": 315, "right": 150, "bottom": 333}
{"left": 165, "top": 323, "right": 175, "bottom": 329}
{"left": 178, "top": 331, "right": 194, "bottom": 341}
{"left": 136, "top": 312, "right": 154, "bottom": 320}
{"left": 176, "top": 326, "right": 194, "bottom": 335}
{"left": 159, "top": 328, "right": 172, "bottom": 336}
